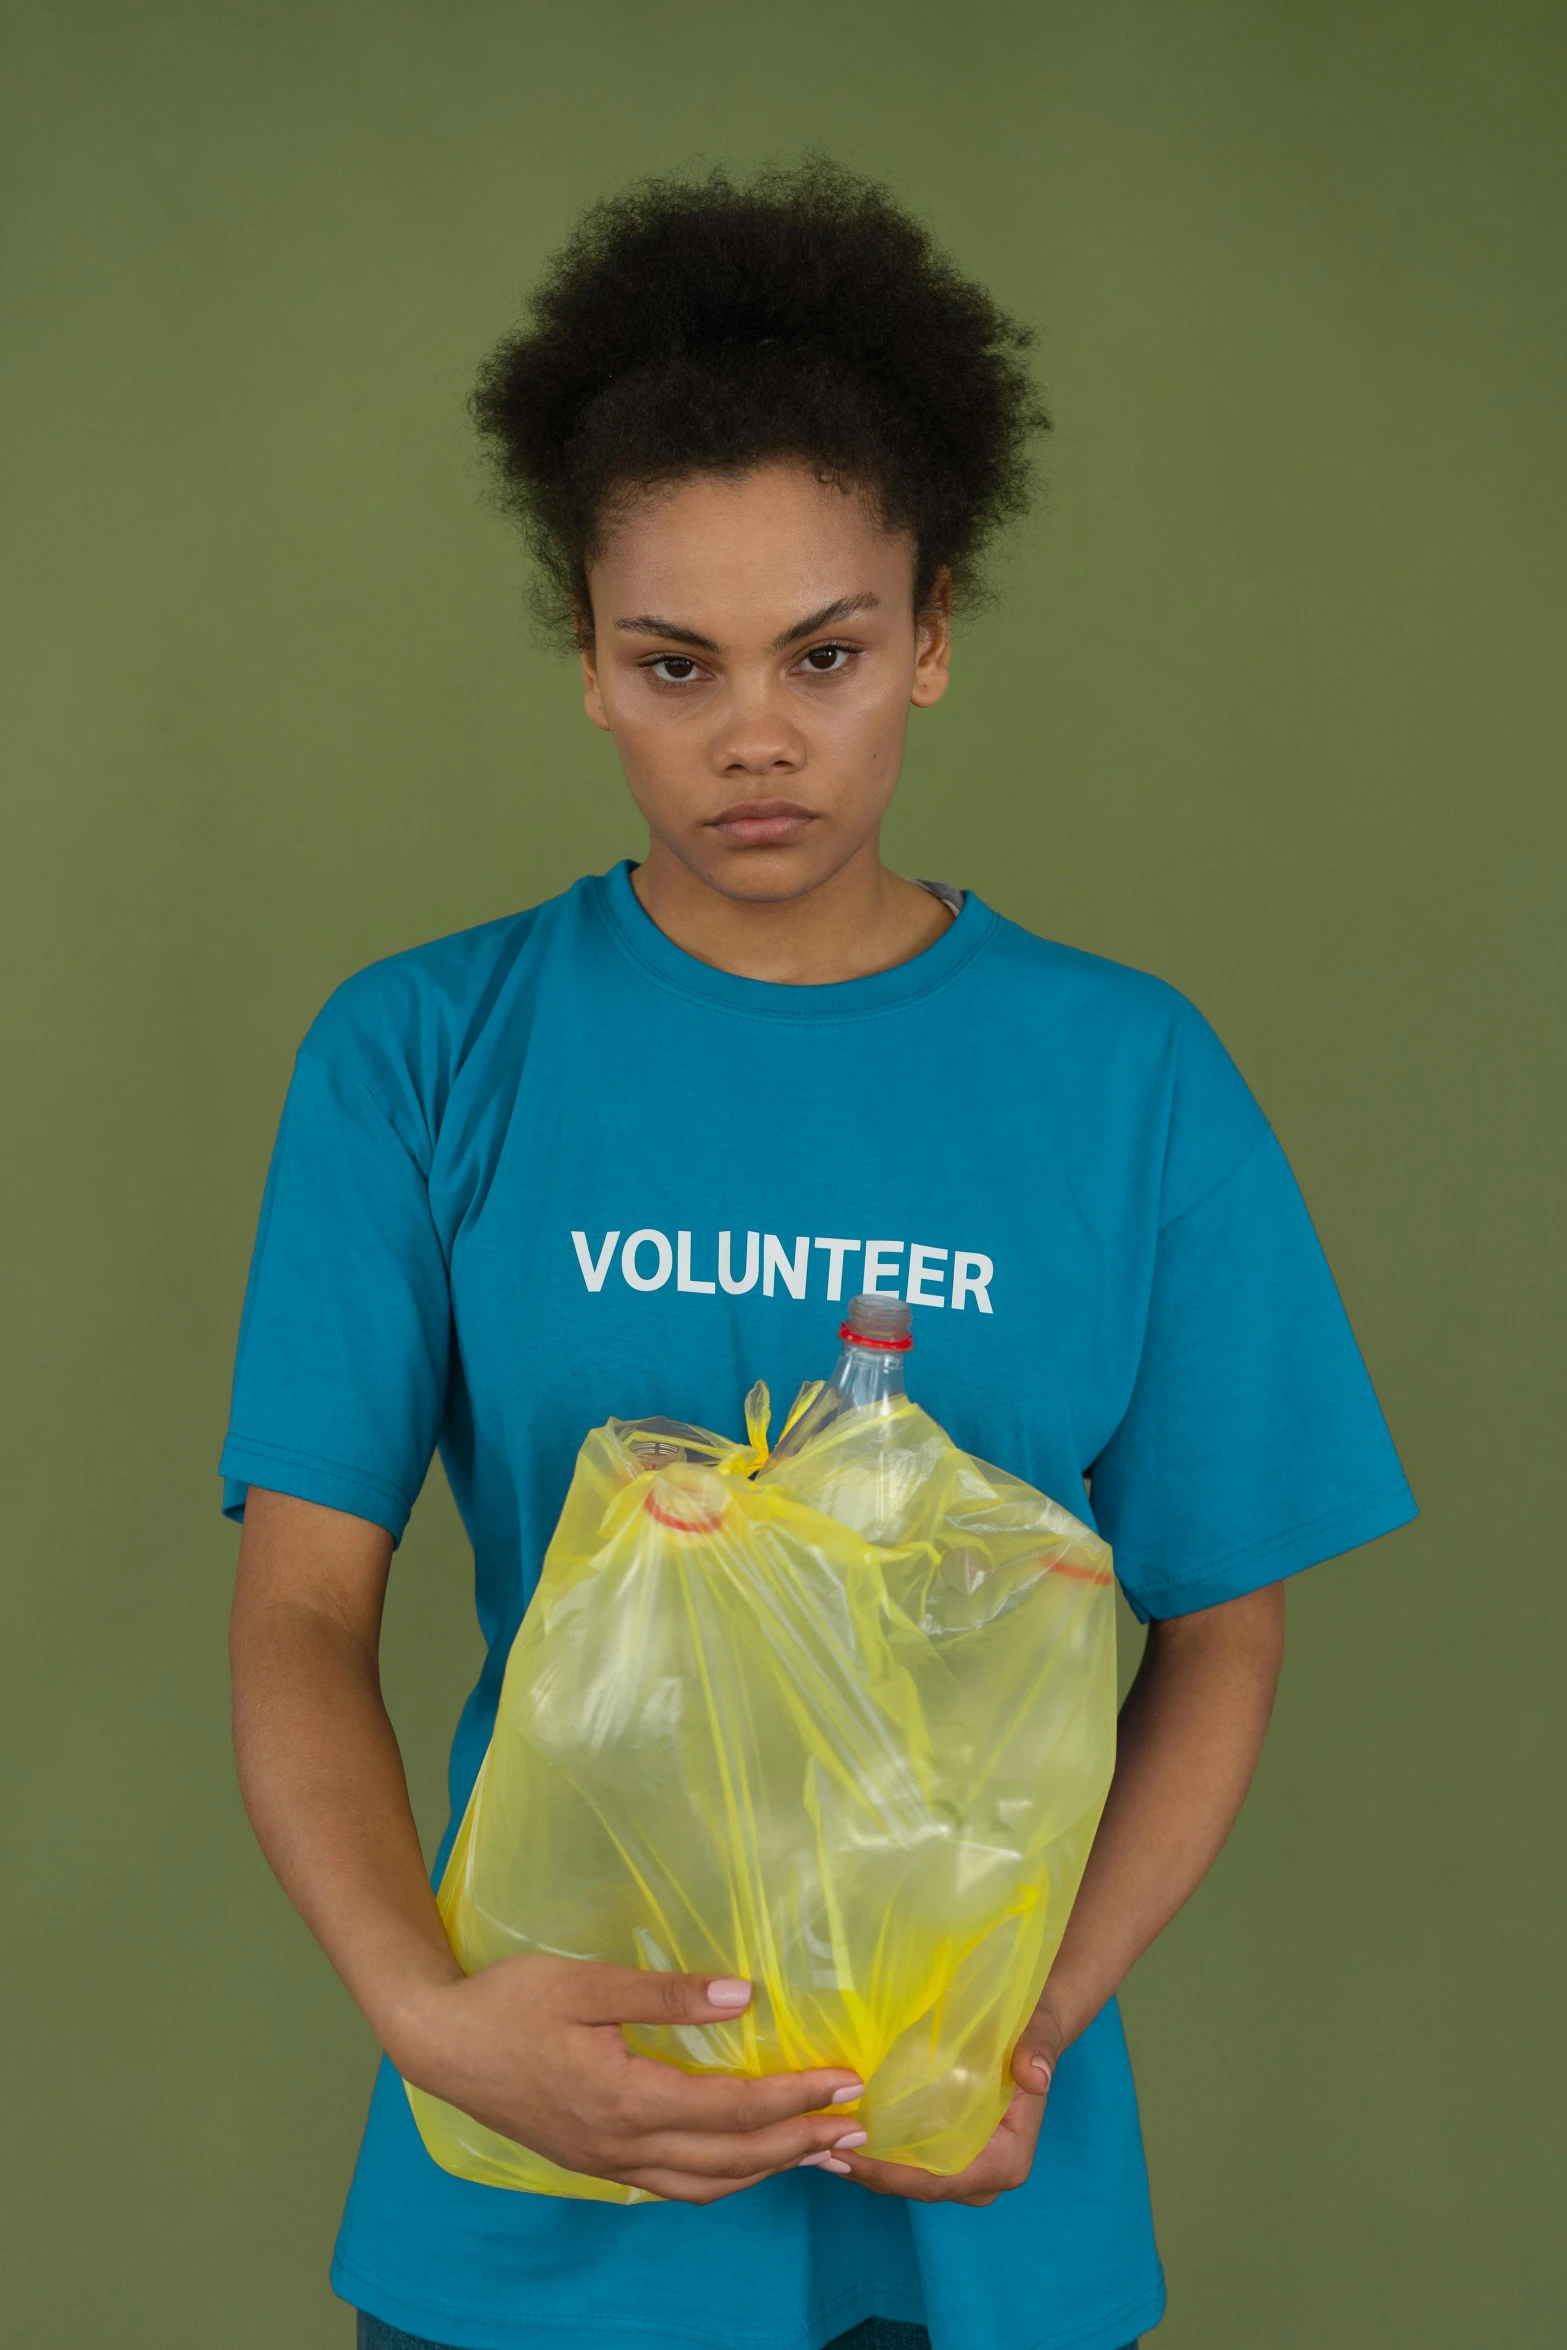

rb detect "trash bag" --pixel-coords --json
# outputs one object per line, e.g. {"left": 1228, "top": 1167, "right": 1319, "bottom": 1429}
{"left": 404, "top": 1380, "right": 1117, "bottom": 2202}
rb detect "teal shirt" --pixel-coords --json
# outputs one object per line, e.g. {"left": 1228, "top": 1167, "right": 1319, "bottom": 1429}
{"left": 222, "top": 864, "right": 1415, "bottom": 2350}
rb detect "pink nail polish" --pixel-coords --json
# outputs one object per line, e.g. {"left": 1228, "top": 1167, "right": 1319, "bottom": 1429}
{"left": 706, "top": 1978, "right": 752, "bottom": 2008}
{"left": 829, "top": 2083, "right": 864, "bottom": 2105}
{"left": 797, "top": 2151, "right": 832, "bottom": 2168}
{"left": 820, "top": 2157, "right": 852, "bottom": 2175}
{"left": 833, "top": 2129, "right": 868, "bottom": 2150}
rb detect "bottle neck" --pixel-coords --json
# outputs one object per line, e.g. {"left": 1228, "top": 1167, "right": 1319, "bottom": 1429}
{"left": 762, "top": 1294, "right": 914, "bottom": 1473}
{"left": 827, "top": 1336, "right": 907, "bottom": 1409}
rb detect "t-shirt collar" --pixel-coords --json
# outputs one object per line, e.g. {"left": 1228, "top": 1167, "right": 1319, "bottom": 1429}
{"left": 594, "top": 858, "right": 995, "bottom": 1024}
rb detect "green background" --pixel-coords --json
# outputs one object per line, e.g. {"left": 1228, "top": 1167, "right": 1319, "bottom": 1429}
{"left": 2, "top": 3, "right": 1561, "bottom": 2343}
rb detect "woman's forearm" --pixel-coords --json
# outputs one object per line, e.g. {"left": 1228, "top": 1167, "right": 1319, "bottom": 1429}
{"left": 1038, "top": 1581, "right": 1286, "bottom": 2054}
{"left": 229, "top": 1490, "right": 462, "bottom": 2060}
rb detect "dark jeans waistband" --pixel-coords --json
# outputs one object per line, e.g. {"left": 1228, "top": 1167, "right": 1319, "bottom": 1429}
{"left": 356, "top": 2316, "right": 1138, "bottom": 2350}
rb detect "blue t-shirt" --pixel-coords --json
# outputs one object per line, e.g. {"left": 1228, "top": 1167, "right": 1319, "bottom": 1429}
{"left": 221, "top": 863, "right": 1414, "bottom": 2350}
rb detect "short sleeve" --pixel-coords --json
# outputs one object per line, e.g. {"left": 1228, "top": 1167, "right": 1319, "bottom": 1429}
{"left": 1091, "top": 1130, "right": 1416, "bottom": 1620}
{"left": 219, "top": 1047, "right": 450, "bottom": 1542}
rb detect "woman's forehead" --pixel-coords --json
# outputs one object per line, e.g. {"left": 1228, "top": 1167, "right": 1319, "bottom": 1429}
{"left": 589, "top": 464, "right": 917, "bottom": 632}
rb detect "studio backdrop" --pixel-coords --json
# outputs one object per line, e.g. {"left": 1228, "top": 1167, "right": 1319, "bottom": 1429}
{"left": 1, "top": 5, "right": 1561, "bottom": 2346}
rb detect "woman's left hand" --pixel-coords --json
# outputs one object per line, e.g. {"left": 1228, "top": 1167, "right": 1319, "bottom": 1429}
{"left": 827, "top": 1998, "right": 1065, "bottom": 2207}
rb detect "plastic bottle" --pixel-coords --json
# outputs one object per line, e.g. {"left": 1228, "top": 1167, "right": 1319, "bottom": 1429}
{"left": 765, "top": 1292, "right": 914, "bottom": 1467}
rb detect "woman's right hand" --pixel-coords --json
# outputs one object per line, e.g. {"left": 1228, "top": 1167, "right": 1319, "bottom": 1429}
{"left": 390, "top": 1956, "right": 867, "bottom": 2203}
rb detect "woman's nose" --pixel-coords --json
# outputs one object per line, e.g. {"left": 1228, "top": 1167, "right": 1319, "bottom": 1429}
{"left": 709, "top": 679, "right": 807, "bottom": 775}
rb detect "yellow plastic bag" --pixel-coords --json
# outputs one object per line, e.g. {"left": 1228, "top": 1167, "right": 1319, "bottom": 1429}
{"left": 405, "top": 1383, "right": 1116, "bottom": 2201}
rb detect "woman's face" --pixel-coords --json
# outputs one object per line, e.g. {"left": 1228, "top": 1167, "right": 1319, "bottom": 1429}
{"left": 580, "top": 463, "right": 950, "bottom": 904}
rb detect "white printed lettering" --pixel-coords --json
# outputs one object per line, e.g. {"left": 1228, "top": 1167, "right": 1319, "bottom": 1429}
{"left": 951, "top": 1251, "right": 994, "bottom": 1313}
{"left": 762, "top": 1233, "right": 809, "bottom": 1299}
{"left": 621, "top": 1229, "right": 673, "bottom": 1291}
{"left": 862, "top": 1239, "right": 905, "bottom": 1296}
{"left": 571, "top": 1229, "right": 621, "bottom": 1292}
{"left": 717, "top": 1230, "right": 759, "bottom": 1294}
{"left": 676, "top": 1230, "right": 716, "bottom": 1294}
{"left": 571, "top": 1225, "right": 994, "bottom": 1312}
{"left": 906, "top": 1243, "right": 948, "bottom": 1307}
{"left": 813, "top": 1237, "right": 862, "bottom": 1302}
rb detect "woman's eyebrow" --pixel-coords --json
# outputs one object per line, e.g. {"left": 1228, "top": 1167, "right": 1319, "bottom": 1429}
{"left": 614, "top": 615, "right": 722, "bottom": 651}
{"left": 612, "top": 592, "right": 880, "bottom": 655}
{"left": 770, "top": 594, "right": 880, "bottom": 650}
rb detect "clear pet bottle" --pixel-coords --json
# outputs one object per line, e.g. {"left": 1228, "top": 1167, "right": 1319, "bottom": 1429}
{"left": 764, "top": 1291, "right": 914, "bottom": 1468}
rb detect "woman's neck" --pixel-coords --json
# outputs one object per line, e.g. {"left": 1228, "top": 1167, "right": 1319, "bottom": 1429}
{"left": 630, "top": 837, "right": 953, "bottom": 985}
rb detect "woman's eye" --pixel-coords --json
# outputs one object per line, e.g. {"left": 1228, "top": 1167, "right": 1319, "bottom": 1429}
{"left": 648, "top": 655, "right": 704, "bottom": 683}
{"left": 799, "top": 644, "right": 854, "bottom": 675}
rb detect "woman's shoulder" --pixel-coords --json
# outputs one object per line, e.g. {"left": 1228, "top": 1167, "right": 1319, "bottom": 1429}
{"left": 976, "top": 906, "right": 1270, "bottom": 1194}
{"left": 294, "top": 876, "right": 595, "bottom": 1095}
{"left": 979, "top": 903, "right": 1212, "bottom": 1049}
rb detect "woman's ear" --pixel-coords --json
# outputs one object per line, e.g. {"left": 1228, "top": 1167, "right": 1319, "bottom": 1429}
{"left": 911, "top": 568, "right": 953, "bottom": 709}
{"left": 574, "top": 595, "right": 612, "bottom": 732}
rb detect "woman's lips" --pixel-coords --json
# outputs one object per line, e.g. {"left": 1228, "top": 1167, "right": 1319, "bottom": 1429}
{"left": 708, "top": 800, "right": 818, "bottom": 848}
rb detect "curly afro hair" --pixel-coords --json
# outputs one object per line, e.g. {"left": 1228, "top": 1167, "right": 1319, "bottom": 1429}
{"left": 473, "top": 157, "right": 1048, "bottom": 641}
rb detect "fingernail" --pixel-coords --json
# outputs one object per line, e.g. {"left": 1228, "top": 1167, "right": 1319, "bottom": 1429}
{"left": 830, "top": 2083, "right": 865, "bottom": 2105}
{"left": 820, "top": 2157, "right": 852, "bottom": 2175}
{"left": 832, "top": 2129, "right": 868, "bottom": 2150}
{"left": 1031, "top": 2057, "right": 1053, "bottom": 2086}
{"left": 706, "top": 1978, "right": 752, "bottom": 2008}
{"left": 797, "top": 2151, "right": 832, "bottom": 2168}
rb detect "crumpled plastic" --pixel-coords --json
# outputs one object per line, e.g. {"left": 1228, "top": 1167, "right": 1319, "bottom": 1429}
{"left": 405, "top": 1380, "right": 1116, "bottom": 2201}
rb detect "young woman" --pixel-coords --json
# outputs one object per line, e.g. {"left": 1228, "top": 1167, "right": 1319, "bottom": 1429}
{"left": 225, "top": 163, "right": 1414, "bottom": 2350}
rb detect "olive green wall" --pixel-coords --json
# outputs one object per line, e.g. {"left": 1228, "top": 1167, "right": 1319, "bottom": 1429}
{"left": 2, "top": 3, "right": 1561, "bottom": 2343}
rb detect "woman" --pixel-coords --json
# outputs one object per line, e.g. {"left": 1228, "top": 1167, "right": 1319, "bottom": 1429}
{"left": 225, "top": 162, "right": 1414, "bottom": 2350}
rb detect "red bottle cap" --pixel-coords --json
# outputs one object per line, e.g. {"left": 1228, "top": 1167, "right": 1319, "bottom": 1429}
{"left": 839, "top": 1293, "right": 915, "bottom": 1350}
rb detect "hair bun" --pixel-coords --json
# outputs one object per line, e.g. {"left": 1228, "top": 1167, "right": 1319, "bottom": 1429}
{"left": 473, "top": 156, "right": 1048, "bottom": 636}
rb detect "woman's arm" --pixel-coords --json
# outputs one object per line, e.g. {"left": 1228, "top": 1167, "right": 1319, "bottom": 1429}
{"left": 230, "top": 1488, "right": 867, "bottom": 2203}
{"left": 838, "top": 1579, "right": 1287, "bottom": 2204}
